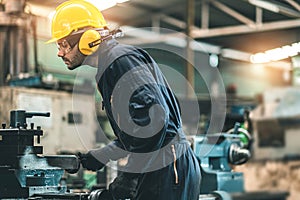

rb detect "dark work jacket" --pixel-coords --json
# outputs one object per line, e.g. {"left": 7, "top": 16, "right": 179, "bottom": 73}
{"left": 93, "top": 39, "right": 201, "bottom": 200}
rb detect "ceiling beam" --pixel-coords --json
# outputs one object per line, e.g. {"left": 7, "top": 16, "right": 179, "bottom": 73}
{"left": 159, "top": 14, "right": 186, "bottom": 29}
{"left": 147, "top": 5, "right": 300, "bottom": 39}
{"left": 120, "top": 26, "right": 221, "bottom": 54}
{"left": 211, "top": 0, "right": 255, "bottom": 26}
{"left": 117, "top": 0, "right": 300, "bottom": 39}
{"left": 150, "top": 13, "right": 300, "bottom": 39}
{"left": 285, "top": 0, "right": 300, "bottom": 11}
{"left": 248, "top": 0, "right": 300, "bottom": 18}
{"left": 191, "top": 19, "right": 300, "bottom": 38}
{"left": 115, "top": 1, "right": 190, "bottom": 26}
{"left": 276, "top": 3, "right": 300, "bottom": 17}
{"left": 256, "top": 7, "right": 263, "bottom": 25}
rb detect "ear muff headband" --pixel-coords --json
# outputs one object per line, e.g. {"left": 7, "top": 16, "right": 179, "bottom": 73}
{"left": 88, "top": 29, "right": 123, "bottom": 48}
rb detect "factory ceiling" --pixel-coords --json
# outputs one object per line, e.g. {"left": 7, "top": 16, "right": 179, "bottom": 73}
{"left": 27, "top": 0, "right": 300, "bottom": 64}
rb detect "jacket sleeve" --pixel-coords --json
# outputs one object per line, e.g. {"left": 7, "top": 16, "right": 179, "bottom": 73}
{"left": 90, "top": 139, "right": 128, "bottom": 163}
{"left": 105, "top": 54, "right": 170, "bottom": 153}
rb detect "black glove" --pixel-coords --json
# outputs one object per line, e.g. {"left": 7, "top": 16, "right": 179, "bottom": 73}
{"left": 109, "top": 172, "right": 139, "bottom": 199}
{"left": 78, "top": 151, "right": 105, "bottom": 171}
{"left": 64, "top": 155, "right": 81, "bottom": 174}
{"left": 89, "top": 189, "right": 113, "bottom": 200}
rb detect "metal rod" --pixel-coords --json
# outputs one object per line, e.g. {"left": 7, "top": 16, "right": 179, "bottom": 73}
{"left": 201, "top": 0, "right": 209, "bottom": 29}
{"left": 186, "top": 0, "right": 195, "bottom": 99}
{"left": 32, "top": 16, "right": 39, "bottom": 74}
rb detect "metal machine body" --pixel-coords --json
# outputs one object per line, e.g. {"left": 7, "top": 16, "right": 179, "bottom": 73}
{"left": 193, "top": 132, "right": 251, "bottom": 194}
{"left": 0, "top": 110, "right": 80, "bottom": 199}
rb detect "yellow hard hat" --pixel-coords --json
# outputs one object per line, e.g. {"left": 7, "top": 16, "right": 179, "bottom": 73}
{"left": 46, "top": 0, "right": 107, "bottom": 43}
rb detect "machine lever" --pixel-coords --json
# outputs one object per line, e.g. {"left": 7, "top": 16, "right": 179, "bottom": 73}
{"left": 25, "top": 112, "right": 50, "bottom": 118}
{"left": 10, "top": 110, "right": 50, "bottom": 128}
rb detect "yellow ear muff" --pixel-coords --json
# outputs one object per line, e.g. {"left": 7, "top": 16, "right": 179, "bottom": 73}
{"left": 78, "top": 30, "right": 101, "bottom": 56}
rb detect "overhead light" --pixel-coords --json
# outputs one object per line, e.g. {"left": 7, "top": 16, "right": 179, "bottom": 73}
{"left": 116, "top": 0, "right": 130, "bottom": 3}
{"left": 86, "top": 0, "right": 129, "bottom": 11}
{"left": 48, "top": 10, "right": 55, "bottom": 21}
{"left": 26, "top": 3, "right": 54, "bottom": 18}
{"left": 250, "top": 42, "right": 300, "bottom": 63}
{"left": 209, "top": 54, "right": 219, "bottom": 67}
{"left": 46, "top": 0, "right": 130, "bottom": 22}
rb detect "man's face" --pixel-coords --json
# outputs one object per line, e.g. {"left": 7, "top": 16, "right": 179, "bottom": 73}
{"left": 56, "top": 38, "right": 86, "bottom": 70}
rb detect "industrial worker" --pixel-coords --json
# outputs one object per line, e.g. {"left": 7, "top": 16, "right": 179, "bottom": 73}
{"left": 47, "top": 1, "right": 201, "bottom": 199}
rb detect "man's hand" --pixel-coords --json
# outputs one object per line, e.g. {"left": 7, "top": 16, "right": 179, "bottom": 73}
{"left": 78, "top": 151, "right": 105, "bottom": 171}
{"left": 89, "top": 189, "right": 113, "bottom": 200}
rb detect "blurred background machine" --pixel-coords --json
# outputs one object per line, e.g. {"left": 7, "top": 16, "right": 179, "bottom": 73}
{"left": 0, "top": 0, "right": 41, "bottom": 87}
{"left": 193, "top": 120, "right": 289, "bottom": 200}
{"left": 236, "top": 87, "right": 300, "bottom": 200}
{"left": 252, "top": 87, "right": 300, "bottom": 160}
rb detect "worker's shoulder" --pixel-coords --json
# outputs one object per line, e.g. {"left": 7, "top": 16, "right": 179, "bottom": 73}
{"left": 96, "top": 42, "right": 145, "bottom": 80}
{"left": 109, "top": 42, "right": 144, "bottom": 59}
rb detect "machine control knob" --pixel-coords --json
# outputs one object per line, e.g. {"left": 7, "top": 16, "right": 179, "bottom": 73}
{"left": 228, "top": 143, "right": 251, "bottom": 165}
{"left": 30, "top": 123, "right": 34, "bottom": 129}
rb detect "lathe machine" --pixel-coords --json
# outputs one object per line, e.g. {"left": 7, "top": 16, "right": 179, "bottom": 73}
{"left": 0, "top": 110, "right": 87, "bottom": 199}
{"left": 0, "top": 109, "right": 290, "bottom": 200}
{"left": 0, "top": 109, "right": 228, "bottom": 200}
